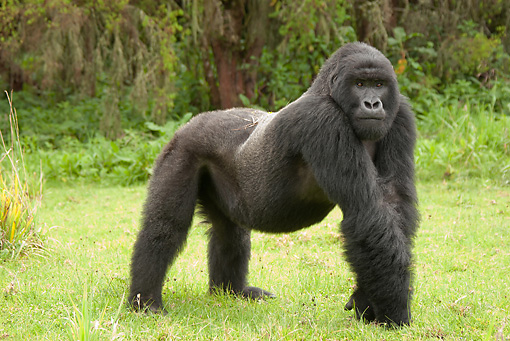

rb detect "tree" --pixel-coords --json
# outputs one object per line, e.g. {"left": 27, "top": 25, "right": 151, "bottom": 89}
{"left": 197, "top": 1, "right": 273, "bottom": 109}
{"left": 178, "top": 0, "right": 352, "bottom": 110}
{"left": 348, "top": 0, "right": 409, "bottom": 51}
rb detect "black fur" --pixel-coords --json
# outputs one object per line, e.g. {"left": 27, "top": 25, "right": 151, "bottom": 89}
{"left": 129, "top": 42, "right": 419, "bottom": 326}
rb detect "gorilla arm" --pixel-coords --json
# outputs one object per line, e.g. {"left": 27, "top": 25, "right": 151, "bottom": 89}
{"left": 285, "top": 95, "right": 414, "bottom": 325}
{"left": 343, "top": 100, "right": 418, "bottom": 326}
{"left": 375, "top": 98, "right": 419, "bottom": 239}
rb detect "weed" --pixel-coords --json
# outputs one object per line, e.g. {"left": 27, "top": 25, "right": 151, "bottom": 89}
{"left": 24, "top": 114, "right": 192, "bottom": 186}
{"left": 0, "top": 91, "right": 44, "bottom": 260}
{"left": 65, "top": 282, "right": 126, "bottom": 341}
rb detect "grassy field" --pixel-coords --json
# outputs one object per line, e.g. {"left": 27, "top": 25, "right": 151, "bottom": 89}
{"left": 0, "top": 180, "right": 509, "bottom": 340}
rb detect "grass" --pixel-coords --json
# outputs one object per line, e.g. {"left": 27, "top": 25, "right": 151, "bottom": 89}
{"left": 415, "top": 99, "right": 510, "bottom": 184}
{"left": 0, "top": 180, "right": 508, "bottom": 340}
{"left": 0, "top": 91, "right": 44, "bottom": 260}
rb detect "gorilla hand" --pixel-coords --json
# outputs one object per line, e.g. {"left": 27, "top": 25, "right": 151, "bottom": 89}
{"left": 344, "top": 287, "right": 376, "bottom": 322}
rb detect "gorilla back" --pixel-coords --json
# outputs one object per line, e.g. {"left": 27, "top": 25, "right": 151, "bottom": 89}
{"left": 129, "top": 42, "right": 419, "bottom": 327}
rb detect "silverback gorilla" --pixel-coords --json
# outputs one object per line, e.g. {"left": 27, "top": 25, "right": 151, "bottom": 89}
{"left": 129, "top": 42, "right": 419, "bottom": 326}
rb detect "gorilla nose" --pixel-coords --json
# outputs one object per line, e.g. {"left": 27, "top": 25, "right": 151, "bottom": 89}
{"left": 363, "top": 99, "right": 382, "bottom": 111}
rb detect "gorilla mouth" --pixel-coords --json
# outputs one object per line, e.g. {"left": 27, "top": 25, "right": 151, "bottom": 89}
{"left": 358, "top": 116, "right": 384, "bottom": 121}
{"left": 357, "top": 111, "right": 385, "bottom": 121}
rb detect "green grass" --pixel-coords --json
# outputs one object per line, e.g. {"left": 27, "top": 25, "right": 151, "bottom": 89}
{"left": 415, "top": 99, "right": 510, "bottom": 184}
{"left": 0, "top": 181, "right": 509, "bottom": 340}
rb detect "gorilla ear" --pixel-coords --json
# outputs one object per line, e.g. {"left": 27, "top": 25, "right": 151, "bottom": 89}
{"left": 328, "top": 73, "right": 339, "bottom": 92}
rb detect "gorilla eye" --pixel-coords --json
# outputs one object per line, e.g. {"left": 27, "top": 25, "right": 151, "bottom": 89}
{"left": 376, "top": 82, "right": 383, "bottom": 87}
{"left": 356, "top": 82, "right": 363, "bottom": 87}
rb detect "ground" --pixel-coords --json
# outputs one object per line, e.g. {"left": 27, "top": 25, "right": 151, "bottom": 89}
{"left": 0, "top": 180, "right": 509, "bottom": 340}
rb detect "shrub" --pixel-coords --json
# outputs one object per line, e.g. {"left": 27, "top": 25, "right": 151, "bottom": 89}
{"left": 25, "top": 114, "right": 192, "bottom": 186}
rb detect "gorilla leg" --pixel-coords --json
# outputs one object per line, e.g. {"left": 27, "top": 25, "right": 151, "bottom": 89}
{"left": 204, "top": 204, "right": 274, "bottom": 299}
{"left": 129, "top": 149, "right": 199, "bottom": 313}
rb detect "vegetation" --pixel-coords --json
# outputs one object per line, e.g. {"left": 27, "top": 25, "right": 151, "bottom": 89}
{"left": 0, "top": 0, "right": 508, "bottom": 186}
{"left": 415, "top": 80, "right": 510, "bottom": 184}
{"left": 6, "top": 81, "right": 508, "bottom": 186}
{"left": 24, "top": 113, "right": 191, "bottom": 186}
{"left": 0, "top": 1, "right": 508, "bottom": 338}
{"left": 0, "top": 92, "right": 43, "bottom": 260}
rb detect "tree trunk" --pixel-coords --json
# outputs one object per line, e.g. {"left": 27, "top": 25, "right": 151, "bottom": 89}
{"left": 350, "top": 0, "right": 407, "bottom": 51}
{"left": 210, "top": 41, "right": 245, "bottom": 109}
{"left": 202, "top": 0, "right": 272, "bottom": 109}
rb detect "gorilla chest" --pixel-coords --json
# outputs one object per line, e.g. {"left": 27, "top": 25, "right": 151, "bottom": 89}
{"left": 238, "top": 160, "right": 335, "bottom": 233}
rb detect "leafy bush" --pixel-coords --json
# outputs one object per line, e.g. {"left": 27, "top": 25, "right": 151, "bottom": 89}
{"left": 438, "top": 20, "right": 509, "bottom": 82}
{"left": 252, "top": 0, "right": 356, "bottom": 111}
{"left": 0, "top": 89, "right": 162, "bottom": 149}
{"left": 386, "top": 27, "right": 440, "bottom": 105}
{"left": 25, "top": 114, "right": 192, "bottom": 186}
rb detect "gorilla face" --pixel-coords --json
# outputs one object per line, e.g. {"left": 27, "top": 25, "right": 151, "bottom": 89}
{"left": 330, "top": 54, "right": 400, "bottom": 141}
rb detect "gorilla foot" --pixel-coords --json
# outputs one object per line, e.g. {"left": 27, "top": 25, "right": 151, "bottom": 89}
{"left": 344, "top": 288, "right": 376, "bottom": 323}
{"left": 129, "top": 294, "right": 167, "bottom": 315}
{"left": 241, "top": 286, "right": 276, "bottom": 300}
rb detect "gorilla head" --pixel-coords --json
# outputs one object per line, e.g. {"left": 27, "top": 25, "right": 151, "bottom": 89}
{"left": 307, "top": 42, "right": 400, "bottom": 142}
{"left": 330, "top": 47, "right": 400, "bottom": 141}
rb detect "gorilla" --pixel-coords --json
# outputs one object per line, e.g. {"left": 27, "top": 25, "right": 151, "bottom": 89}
{"left": 129, "top": 42, "right": 419, "bottom": 326}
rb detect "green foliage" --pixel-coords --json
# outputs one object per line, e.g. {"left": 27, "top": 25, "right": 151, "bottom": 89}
{"left": 0, "top": 90, "right": 144, "bottom": 149}
{"left": 0, "top": 0, "right": 508, "bottom": 188}
{"left": 3, "top": 93, "right": 101, "bottom": 148}
{"left": 387, "top": 27, "right": 440, "bottom": 102}
{"left": 439, "top": 21, "right": 508, "bottom": 82}
{"left": 16, "top": 82, "right": 509, "bottom": 187}
{"left": 65, "top": 283, "right": 102, "bottom": 341}
{"left": 253, "top": 0, "right": 356, "bottom": 110}
{"left": 383, "top": 27, "right": 510, "bottom": 184}
{"left": 171, "top": 43, "right": 213, "bottom": 116}
{"left": 25, "top": 114, "right": 192, "bottom": 186}
{"left": 384, "top": 1, "right": 510, "bottom": 82}
{"left": 415, "top": 85, "right": 510, "bottom": 184}
{"left": 0, "top": 0, "right": 184, "bottom": 137}
{"left": 65, "top": 282, "right": 125, "bottom": 341}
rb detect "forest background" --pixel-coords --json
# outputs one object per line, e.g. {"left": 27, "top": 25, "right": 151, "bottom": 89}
{"left": 0, "top": 0, "right": 509, "bottom": 186}
{"left": 0, "top": 1, "right": 509, "bottom": 339}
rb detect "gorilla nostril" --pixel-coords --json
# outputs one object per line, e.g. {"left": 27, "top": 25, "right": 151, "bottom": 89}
{"left": 364, "top": 100, "right": 382, "bottom": 111}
